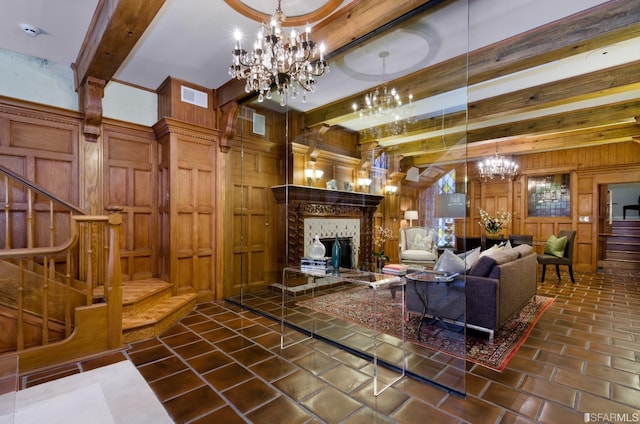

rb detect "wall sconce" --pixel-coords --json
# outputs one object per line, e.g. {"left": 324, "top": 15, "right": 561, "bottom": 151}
{"left": 305, "top": 168, "right": 324, "bottom": 185}
{"left": 357, "top": 177, "right": 371, "bottom": 192}
{"left": 384, "top": 184, "right": 398, "bottom": 194}
{"left": 404, "top": 210, "right": 418, "bottom": 227}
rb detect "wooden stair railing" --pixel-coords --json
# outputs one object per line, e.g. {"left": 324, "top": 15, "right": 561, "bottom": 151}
{"left": 0, "top": 164, "right": 123, "bottom": 371}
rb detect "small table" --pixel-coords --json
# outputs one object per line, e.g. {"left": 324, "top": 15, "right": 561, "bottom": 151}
{"left": 405, "top": 271, "right": 465, "bottom": 338}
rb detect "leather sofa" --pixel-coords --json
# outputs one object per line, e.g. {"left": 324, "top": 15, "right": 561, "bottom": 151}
{"left": 406, "top": 244, "right": 538, "bottom": 342}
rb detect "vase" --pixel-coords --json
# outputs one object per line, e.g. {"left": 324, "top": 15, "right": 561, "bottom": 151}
{"left": 376, "top": 256, "right": 385, "bottom": 273}
{"left": 309, "top": 234, "right": 326, "bottom": 259}
{"left": 331, "top": 234, "right": 341, "bottom": 273}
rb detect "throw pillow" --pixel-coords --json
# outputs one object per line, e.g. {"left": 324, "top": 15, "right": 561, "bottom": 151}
{"left": 479, "top": 244, "right": 502, "bottom": 258}
{"left": 463, "top": 246, "right": 481, "bottom": 269}
{"left": 434, "top": 250, "right": 466, "bottom": 274}
{"left": 544, "top": 235, "right": 567, "bottom": 258}
{"left": 410, "top": 233, "right": 429, "bottom": 250}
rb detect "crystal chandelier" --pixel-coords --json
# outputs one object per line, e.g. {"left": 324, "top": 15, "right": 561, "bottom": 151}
{"left": 478, "top": 154, "right": 519, "bottom": 181}
{"left": 352, "top": 51, "right": 414, "bottom": 138}
{"left": 229, "top": 0, "right": 329, "bottom": 106}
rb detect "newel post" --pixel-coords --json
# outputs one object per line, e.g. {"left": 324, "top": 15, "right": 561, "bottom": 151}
{"left": 105, "top": 205, "right": 123, "bottom": 349}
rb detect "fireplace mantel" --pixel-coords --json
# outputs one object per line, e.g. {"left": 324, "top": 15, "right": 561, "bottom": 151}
{"left": 271, "top": 185, "right": 384, "bottom": 207}
{"left": 271, "top": 185, "right": 384, "bottom": 268}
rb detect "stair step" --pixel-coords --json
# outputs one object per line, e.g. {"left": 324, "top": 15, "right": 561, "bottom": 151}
{"left": 121, "top": 279, "right": 173, "bottom": 314}
{"left": 604, "top": 250, "right": 640, "bottom": 261}
{"left": 598, "top": 259, "right": 640, "bottom": 270}
{"left": 122, "top": 293, "right": 197, "bottom": 343}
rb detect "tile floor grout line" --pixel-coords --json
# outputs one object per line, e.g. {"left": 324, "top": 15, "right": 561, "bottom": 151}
{"left": 162, "top": 305, "right": 341, "bottom": 424}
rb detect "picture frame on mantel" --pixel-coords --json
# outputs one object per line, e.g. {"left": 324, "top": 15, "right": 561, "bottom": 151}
{"left": 527, "top": 174, "right": 571, "bottom": 217}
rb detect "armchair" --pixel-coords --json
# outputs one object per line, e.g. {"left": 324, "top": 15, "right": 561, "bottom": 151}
{"left": 399, "top": 227, "right": 438, "bottom": 268}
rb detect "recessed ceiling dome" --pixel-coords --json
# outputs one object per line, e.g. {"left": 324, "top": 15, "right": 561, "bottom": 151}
{"left": 224, "top": 0, "right": 342, "bottom": 26}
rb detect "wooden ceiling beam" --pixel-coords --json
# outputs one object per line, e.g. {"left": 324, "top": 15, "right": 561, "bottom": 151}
{"left": 73, "top": 0, "right": 166, "bottom": 89}
{"left": 467, "top": 99, "right": 640, "bottom": 143}
{"left": 468, "top": 60, "right": 640, "bottom": 122}
{"left": 305, "top": 0, "right": 640, "bottom": 128}
{"left": 409, "top": 122, "right": 640, "bottom": 166}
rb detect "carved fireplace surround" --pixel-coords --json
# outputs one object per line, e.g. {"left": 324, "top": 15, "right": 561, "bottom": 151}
{"left": 272, "top": 185, "right": 384, "bottom": 269}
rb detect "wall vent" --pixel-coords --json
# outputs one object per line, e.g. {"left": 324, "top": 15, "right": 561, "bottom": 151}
{"left": 180, "top": 86, "right": 208, "bottom": 108}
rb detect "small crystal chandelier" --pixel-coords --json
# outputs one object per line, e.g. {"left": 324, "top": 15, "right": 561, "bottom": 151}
{"left": 478, "top": 154, "right": 519, "bottom": 181}
{"left": 229, "top": 0, "right": 329, "bottom": 106}
{"left": 352, "top": 51, "right": 414, "bottom": 138}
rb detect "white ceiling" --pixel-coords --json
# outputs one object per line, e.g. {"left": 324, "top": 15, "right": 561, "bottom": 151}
{"left": 0, "top": 0, "right": 631, "bottom": 115}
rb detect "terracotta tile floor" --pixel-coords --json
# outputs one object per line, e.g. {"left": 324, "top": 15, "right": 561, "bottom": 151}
{"left": 20, "top": 268, "right": 640, "bottom": 423}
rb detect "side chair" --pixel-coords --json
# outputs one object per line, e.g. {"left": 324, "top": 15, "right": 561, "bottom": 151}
{"left": 537, "top": 230, "right": 576, "bottom": 283}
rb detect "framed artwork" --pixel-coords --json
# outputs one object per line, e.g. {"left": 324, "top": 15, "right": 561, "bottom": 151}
{"left": 527, "top": 174, "right": 570, "bottom": 217}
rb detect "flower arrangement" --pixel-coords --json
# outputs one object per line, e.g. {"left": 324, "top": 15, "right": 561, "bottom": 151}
{"left": 478, "top": 207, "right": 511, "bottom": 234}
{"left": 372, "top": 225, "right": 392, "bottom": 261}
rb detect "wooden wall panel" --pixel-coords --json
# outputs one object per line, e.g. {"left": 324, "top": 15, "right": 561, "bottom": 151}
{"left": 227, "top": 131, "right": 284, "bottom": 297}
{"left": 153, "top": 118, "right": 218, "bottom": 299}
{"left": 0, "top": 103, "right": 79, "bottom": 250}
{"left": 103, "top": 124, "right": 157, "bottom": 281}
{"left": 177, "top": 213, "right": 193, "bottom": 251}
{"left": 10, "top": 122, "right": 73, "bottom": 154}
{"left": 156, "top": 77, "right": 216, "bottom": 129}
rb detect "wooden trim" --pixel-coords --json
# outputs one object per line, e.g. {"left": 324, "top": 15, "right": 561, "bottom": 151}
{"left": 223, "top": 0, "right": 343, "bottom": 26}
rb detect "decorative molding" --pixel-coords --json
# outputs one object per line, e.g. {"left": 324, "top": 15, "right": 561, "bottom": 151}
{"left": 272, "top": 184, "right": 382, "bottom": 268}
{"left": 223, "top": 0, "right": 342, "bottom": 26}
{"left": 0, "top": 97, "right": 81, "bottom": 125}
{"left": 81, "top": 76, "right": 105, "bottom": 143}
{"left": 218, "top": 101, "right": 239, "bottom": 153}
{"left": 152, "top": 117, "right": 220, "bottom": 142}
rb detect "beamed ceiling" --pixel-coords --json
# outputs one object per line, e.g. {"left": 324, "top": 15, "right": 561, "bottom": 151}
{"left": 298, "top": 1, "right": 640, "bottom": 182}
{"left": 1, "top": 0, "right": 639, "bottom": 188}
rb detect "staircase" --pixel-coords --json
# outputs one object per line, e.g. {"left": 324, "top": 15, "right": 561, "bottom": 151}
{"left": 109, "top": 279, "right": 197, "bottom": 343}
{"left": 599, "top": 219, "right": 640, "bottom": 270}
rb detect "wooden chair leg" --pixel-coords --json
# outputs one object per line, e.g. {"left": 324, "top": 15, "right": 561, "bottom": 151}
{"left": 568, "top": 265, "right": 575, "bottom": 283}
{"left": 555, "top": 264, "right": 561, "bottom": 281}
{"left": 541, "top": 264, "right": 546, "bottom": 282}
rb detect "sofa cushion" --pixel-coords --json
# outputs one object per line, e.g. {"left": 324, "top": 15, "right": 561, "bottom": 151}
{"left": 513, "top": 244, "right": 533, "bottom": 257}
{"left": 480, "top": 244, "right": 502, "bottom": 258}
{"left": 402, "top": 249, "right": 437, "bottom": 261}
{"left": 544, "top": 235, "right": 567, "bottom": 257}
{"left": 434, "top": 250, "right": 466, "bottom": 274}
{"left": 487, "top": 249, "right": 520, "bottom": 279}
{"left": 458, "top": 246, "right": 481, "bottom": 269}
{"left": 468, "top": 247, "right": 519, "bottom": 278}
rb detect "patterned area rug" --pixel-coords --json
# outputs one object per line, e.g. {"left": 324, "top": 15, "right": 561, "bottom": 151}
{"left": 298, "top": 287, "right": 554, "bottom": 371}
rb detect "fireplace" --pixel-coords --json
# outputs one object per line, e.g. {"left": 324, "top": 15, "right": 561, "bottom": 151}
{"left": 272, "top": 185, "right": 384, "bottom": 269}
{"left": 320, "top": 237, "right": 352, "bottom": 269}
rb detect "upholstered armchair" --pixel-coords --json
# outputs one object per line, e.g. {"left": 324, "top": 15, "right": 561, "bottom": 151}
{"left": 399, "top": 227, "right": 438, "bottom": 268}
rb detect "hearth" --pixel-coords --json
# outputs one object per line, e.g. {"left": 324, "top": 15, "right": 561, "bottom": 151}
{"left": 271, "top": 185, "right": 384, "bottom": 268}
{"left": 320, "top": 237, "right": 352, "bottom": 269}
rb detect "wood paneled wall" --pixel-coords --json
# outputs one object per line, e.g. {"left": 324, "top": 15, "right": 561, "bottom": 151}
{"left": 226, "top": 106, "right": 286, "bottom": 297}
{"left": 103, "top": 123, "right": 158, "bottom": 281}
{"left": 155, "top": 118, "right": 220, "bottom": 300}
{"left": 0, "top": 100, "right": 80, "bottom": 248}
{"left": 470, "top": 141, "right": 640, "bottom": 272}
{"left": 157, "top": 77, "right": 217, "bottom": 129}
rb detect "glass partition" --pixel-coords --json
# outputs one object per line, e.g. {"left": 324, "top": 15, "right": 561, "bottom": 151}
{"left": 226, "top": 0, "right": 470, "bottom": 396}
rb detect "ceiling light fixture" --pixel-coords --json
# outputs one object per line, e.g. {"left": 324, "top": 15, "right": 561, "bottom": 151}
{"left": 352, "top": 51, "right": 414, "bottom": 137}
{"left": 229, "top": 0, "right": 329, "bottom": 106}
{"left": 477, "top": 153, "right": 518, "bottom": 181}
